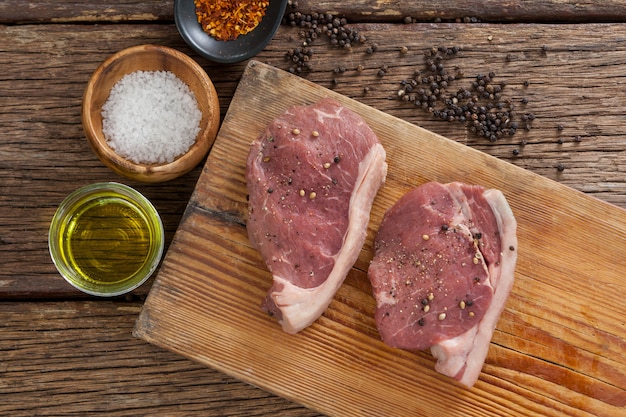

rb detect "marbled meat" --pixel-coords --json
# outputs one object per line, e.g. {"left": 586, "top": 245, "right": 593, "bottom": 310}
{"left": 246, "top": 98, "right": 387, "bottom": 334}
{"left": 368, "top": 181, "right": 517, "bottom": 387}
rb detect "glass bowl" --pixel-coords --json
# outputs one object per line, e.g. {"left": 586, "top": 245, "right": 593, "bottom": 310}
{"left": 49, "top": 182, "right": 165, "bottom": 296}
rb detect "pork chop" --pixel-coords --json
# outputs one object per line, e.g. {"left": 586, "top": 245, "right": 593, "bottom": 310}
{"left": 368, "top": 181, "right": 517, "bottom": 387}
{"left": 246, "top": 98, "right": 387, "bottom": 334}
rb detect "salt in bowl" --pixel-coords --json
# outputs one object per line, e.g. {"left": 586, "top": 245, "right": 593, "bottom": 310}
{"left": 82, "top": 44, "right": 220, "bottom": 182}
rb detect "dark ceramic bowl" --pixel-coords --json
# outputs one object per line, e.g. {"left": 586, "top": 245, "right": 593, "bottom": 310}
{"left": 174, "top": 0, "right": 288, "bottom": 64}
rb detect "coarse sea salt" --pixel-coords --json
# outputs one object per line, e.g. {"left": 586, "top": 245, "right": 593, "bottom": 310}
{"left": 101, "top": 70, "right": 202, "bottom": 164}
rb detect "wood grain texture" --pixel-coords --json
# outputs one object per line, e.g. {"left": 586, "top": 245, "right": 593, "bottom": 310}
{"left": 2, "top": 3, "right": 626, "bottom": 415}
{"left": 135, "top": 61, "right": 626, "bottom": 417}
{"left": 2, "top": 0, "right": 626, "bottom": 23}
{"left": 2, "top": 22, "right": 625, "bottom": 298}
{"left": 292, "top": 0, "right": 626, "bottom": 22}
{"left": 0, "top": 300, "right": 322, "bottom": 417}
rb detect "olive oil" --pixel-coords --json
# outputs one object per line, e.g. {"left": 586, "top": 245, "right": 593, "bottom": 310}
{"left": 61, "top": 196, "right": 151, "bottom": 283}
{"left": 49, "top": 183, "right": 164, "bottom": 296}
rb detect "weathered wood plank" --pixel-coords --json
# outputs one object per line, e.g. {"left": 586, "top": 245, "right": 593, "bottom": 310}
{"left": 2, "top": 0, "right": 626, "bottom": 23}
{"left": 0, "top": 300, "right": 322, "bottom": 416}
{"left": 1, "top": 23, "right": 625, "bottom": 297}
{"left": 1, "top": 3, "right": 625, "bottom": 416}
{"left": 0, "top": 24, "right": 197, "bottom": 298}
{"left": 0, "top": 1, "right": 173, "bottom": 24}
{"left": 291, "top": 0, "right": 626, "bottom": 22}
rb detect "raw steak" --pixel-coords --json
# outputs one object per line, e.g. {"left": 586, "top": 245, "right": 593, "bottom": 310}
{"left": 368, "top": 181, "right": 517, "bottom": 387}
{"left": 246, "top": 98, "right": 387, "bottom": 334}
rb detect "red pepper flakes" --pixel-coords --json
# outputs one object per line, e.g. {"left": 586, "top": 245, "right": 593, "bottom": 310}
{"left": 194, "top": 0, "right": 269, "bottom": 41}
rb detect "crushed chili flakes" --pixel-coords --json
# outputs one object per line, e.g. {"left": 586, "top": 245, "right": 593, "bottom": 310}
{"left": 194, "top": 0, "right": 269, "bottom": 41}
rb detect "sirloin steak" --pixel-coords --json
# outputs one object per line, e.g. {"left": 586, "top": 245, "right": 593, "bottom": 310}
{"left": 368, "top": 182, "right": 517, "bottom": 387}
{"left": 246, "top": 98, "right": 387, "bottom": 334}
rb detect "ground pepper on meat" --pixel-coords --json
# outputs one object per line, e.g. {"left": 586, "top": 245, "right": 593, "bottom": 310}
{"left": 195, "top": 0, "right": 269, "bottom": 41}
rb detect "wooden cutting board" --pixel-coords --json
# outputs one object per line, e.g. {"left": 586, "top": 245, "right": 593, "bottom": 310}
{"left": 134, "top": 61, "right": 625, "bottom": 417}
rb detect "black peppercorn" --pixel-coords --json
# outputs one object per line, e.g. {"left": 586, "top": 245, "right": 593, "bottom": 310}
{"left": 396, "top": 45, "right": 530, "bottom": 143}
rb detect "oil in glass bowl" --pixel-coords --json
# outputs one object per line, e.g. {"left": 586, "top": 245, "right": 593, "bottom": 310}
{"left": 49, "top": 182, "right": 164, "bottom": 296}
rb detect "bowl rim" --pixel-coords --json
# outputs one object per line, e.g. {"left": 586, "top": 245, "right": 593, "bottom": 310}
{"left": 174, "top": 0, "right": 289, "bottom": 64}
{"left": 81, "top": 44, "right": 220, "bottom": 183}
{"left": 48, "top": 182, "right": 165, "bottom": 297}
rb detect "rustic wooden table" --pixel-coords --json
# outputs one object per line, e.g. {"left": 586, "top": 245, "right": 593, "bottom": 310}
{"left": 1, "top": 1, "right": 625, "bottom": 416}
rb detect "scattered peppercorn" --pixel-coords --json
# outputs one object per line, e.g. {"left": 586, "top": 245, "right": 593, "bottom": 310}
{"left": 397, "top": 46, "right": 525, "bottom": 142}
{"left": 282, "top": 7, "right": 371, "bottom": 75}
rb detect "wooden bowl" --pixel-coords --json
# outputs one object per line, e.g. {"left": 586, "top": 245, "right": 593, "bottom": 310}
{"left": 82, "top": 44, "right": 220, "bottom": 182}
